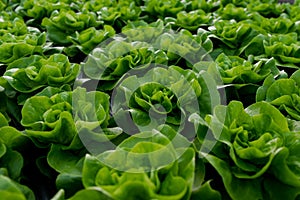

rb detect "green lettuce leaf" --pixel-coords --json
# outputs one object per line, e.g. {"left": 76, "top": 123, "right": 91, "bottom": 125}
{"left": 83, "top": 40, "right": 168, "bottom": 90}
{"left": 256, "top": 69, "right": 300, "bottom": 120}
{"left": 144, "top": 0, "right": 186, "bottom": 20}
{"left": 270, "top": 131, "right": 300, "bottom": 188}
{"left": 81, "top": 125, "right": 195, "bottom": 200}
{"left": 112, "top": 66, "right": 218, "bottom": 138}
{"left": 247, "top": 0, "right": 286, "bottom": 18}
{"left": 97, "top": 1, "right": 141, "bottom": 28}
{"left": 47, "top": 144, "right": 85, "bottom": 198}
{"left": 42, "top": 10, "right": 102, "bottom": 45}
{"left": 4, "top": 54, "right": 80, "bottom": 93}
{"left": 260, "top": 33, "right": 300, "bottom": 68}
{"left": 15, "top": 0, "right": 70, "bottom": 21}
{"left": 209, "top": 19, "right": 260, "bottom": 55}
{"left": 174, "top": 9, "right": 212, "bottom": 31}
{"left": 0, "top": 13, "right": 27, "bottom": 36}
{"left": 0, "top": 175, "right": 32, "bottom": 200}
{"left": 215, "top": 53, "right": 279, "bottom": 84}
{"left": 68, "top": 25, "right": 115, "bottom": 55}
{"left": 204, "top": 101, "right": 288, "bottom": 198}
{"left": 217, "top": 3, "right": 248, "bottom": 21}
{"left": 21, "top": 87, "right": 111, "bottom": 148}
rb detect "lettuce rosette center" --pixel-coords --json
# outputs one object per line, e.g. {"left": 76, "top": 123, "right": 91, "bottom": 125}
{"left": 112, "top": 65, "right": 219, "bottom": 139}
{"left": 21, "top": 87, "right": 115, "bottom": 149}
{"left": 205, "top": 101, "right": 287, "bottom": 179}
{"left": 81, "top": 125, "right": 195, "bottom": 200}
{"left": 257, "top": 69, "right": 300, "bottom": 121}
{"left": 129, "top": 82, "right": 180, "bottom": 124}
{"left": 4, "top": 54, "right": 80, "bottom": 93}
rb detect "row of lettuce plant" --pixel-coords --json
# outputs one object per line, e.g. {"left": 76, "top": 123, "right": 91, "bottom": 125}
{"left": 0, "top": 0, "right": 300, "bottom": 199}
